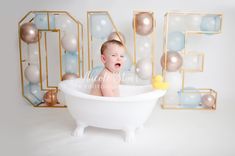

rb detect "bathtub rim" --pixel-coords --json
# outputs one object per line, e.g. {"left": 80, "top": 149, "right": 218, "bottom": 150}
{"left": 58, "top": 78, "right": 167, "bottom": 102}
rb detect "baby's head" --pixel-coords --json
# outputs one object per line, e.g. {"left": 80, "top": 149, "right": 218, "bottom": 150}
{"left": 100, "top": 40, "right": 125, "bottom": 73}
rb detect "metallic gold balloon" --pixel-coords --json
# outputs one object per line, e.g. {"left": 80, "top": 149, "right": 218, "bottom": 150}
{"left": 62, "top": 73, "right": 78, "bottom": 81}
{"left": 161, "top": 52, "right": 183, "bottom": 72}
{"left": 108, "top": 32, "right": 126, "bottom": 43}
{"left": 20, "top": 22, "right": 40, "bottom": 44}
{"left": 134, "top": 12, "right": 153, "bottom": 36}
{"left": 201, "top": 94, "right": 215, "bottom": 108}
{"left": 43, "top": 90, "right": 58, "bottom": 106}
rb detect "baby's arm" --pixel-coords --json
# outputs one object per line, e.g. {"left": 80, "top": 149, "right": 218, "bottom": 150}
{"left": 100, "top": 78, "right": 115, "bottom": 97}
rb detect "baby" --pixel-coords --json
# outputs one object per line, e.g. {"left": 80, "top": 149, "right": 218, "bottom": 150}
{"left": 90, "top": 40, "right": 125, "bottom": 97}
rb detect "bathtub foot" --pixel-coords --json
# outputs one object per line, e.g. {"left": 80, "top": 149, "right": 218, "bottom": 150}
{"left": 72, "top": 123, "right": 87, "bottom": 137}
{"left": 124, "top": 128, "right": 136, "bottom": 143}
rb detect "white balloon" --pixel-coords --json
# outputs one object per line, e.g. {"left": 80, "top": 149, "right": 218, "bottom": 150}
{"left": 91, "top": 14, "right": 113, "bottom": 39}
{"left": 24, "top": 65, "right": 41, "bottom": 84}
{"left": 135, "top": 58, "right": 152, "bottom": 80}
{"left": 136, "top": 37, "right": 151, "bottom": 60}
{"left": 165, "top": 72, "right": 182, "bottom": 91}
{"left": 55, "top": 15, "right": 77, "bottom": 34}
{"left": 168, "top": 15, "right": 186, "bottom": 32}
{"left": 186, "top": 15, "right": 202, "bottom": 31}
{"left": 183, "top": 55, "right": 200, "bottom": 70}
{"left": 61, "top": 33, "right": 78, "bottom": 52}
{"left": 28, "top": 43, "right": 39, "bottom": 64}
{"left": 91, "top": 38, "right": 104, "bottom": 66}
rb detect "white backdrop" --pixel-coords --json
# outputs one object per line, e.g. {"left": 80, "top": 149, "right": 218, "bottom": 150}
{"left": 0, "top": 0, "right": 235, "bottom": 156}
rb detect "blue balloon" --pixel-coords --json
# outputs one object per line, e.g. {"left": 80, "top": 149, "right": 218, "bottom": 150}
{"left": 62, "top": 51, "right": 79, "bottom": 74}
{"left": 34, "top": 13, "right": 55, "bottom": 29}
{"left": 179, "top": 87, "right": 201, "bottom": 105}
{"left": 200, "top": 15, "right": 221, "bottom": 32}
{"left": 24, "top": 83, "right": 43, "bottom": 105}
{"left": 168, "top": 31, "right": 185, "bottom": 51}
{"left": 89, "top": 66, "right": 104, "bottom": 79}
{"left": 91, "top": 14, "right": 113, "bottom": 39}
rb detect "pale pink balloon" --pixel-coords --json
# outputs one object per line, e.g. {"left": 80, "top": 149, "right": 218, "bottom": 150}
{"left": 20, "top": 22, "right": 40, "bottom": 44}
{"left": 201, "top": 94, "right": 215, "bottom": 108}
{"left": 108, "top": 32, "right": 126, "bottom": 43}
{"left": 161, "top": 52, "right": 183, "bottom": 72}
{"left": 134, "top": 12, "right": 154, "bottom": 36}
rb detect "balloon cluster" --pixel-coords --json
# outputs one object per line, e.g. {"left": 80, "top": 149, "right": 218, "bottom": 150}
{"left": 20, "top": 12, "right": 80, "bottom": 106}
{"left": 162, "top": 14, "right": 221, "bottom": 108}
{"left": 133, "top": 12, "right": 154, "bottom": 81}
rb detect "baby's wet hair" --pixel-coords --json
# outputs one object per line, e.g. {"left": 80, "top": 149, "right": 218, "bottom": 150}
{"left": 100, "top": 39, "right": 124, "bottom": 55}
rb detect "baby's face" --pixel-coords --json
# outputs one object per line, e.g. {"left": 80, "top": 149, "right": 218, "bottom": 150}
{"left": 101, "top": 44, "right": 125, "bottom": 73}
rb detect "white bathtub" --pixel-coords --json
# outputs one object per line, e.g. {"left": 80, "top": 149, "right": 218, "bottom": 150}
{"left": 59, "top": 78, "right": 166, "bottom": 142}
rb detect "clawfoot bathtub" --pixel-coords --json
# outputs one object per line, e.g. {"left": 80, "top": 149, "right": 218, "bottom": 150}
{"left": 59, "top": 78, "right": 166, "bottom": 142}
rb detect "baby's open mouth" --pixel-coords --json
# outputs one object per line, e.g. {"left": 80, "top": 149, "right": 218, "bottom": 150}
{"left": 115, "top": 63, "right": 121, "bottom": 68}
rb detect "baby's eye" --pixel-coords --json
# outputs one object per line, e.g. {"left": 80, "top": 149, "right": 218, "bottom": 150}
{"left": 120, "top": 55, "right": 124, "bottom": 58}
{"left": 112, "top": 54, "right": 116, "bottom": 57}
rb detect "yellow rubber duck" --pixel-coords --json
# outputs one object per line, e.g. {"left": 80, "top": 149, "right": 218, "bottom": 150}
{"left": 152, "top": 75, "right": 169, "bottom": 90}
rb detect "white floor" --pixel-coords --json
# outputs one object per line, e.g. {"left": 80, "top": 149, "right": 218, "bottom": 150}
{"left": 1, "top": 97, "right": 235, "bottom": 156}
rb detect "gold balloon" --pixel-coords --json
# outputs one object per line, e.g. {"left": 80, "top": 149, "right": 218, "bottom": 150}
{"left": 134, "top": 12, "right": 154, "bottom": 36}
{"left": 161, "top": 52, "right": 183, "bottom": 72}
{"left": 20, "top": 22, "right": 40, "bottom": 44}
{"left": 62, "top": 73, "right": 78, "bottom": 81}
{"left": 108, "top": 32, "right": 126, "bottom": 43}
{"left": 43, "top": 90, "right": 58, "bottom": 106}
{"left": 201, "top": 94, "right": 215, "bottom": 108}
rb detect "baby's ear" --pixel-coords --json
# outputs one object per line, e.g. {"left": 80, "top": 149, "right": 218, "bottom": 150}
{"left": 101, "top": 54, "right": 106, "bottom": 63}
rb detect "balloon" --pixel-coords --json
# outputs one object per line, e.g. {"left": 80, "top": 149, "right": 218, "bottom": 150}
{"left": 168, "top": 31, "right": 185, "bottom": 51}
{"left": 121, "top": 53, "right": 132, "bottom": 72}
{"left": 24, "top": 65, "right": 41, "bottom": 84}
{"left": 136, "top": 37, "right": 151, "bottom": 59}
{"left": 201, "top": 94, "right": 215, "bottom": 108}
{"left": 43, "top": 90, "right": 58, "bottom": 106}
{"left": 186, "top": 15, "right": 202, "bottom": 31}
{"left": 89, "top": 66, "right": 104, "bottom": 79}
{"left": 183, "top": 54, "right": 200, "bottom": 70}
{"left": 108, "top": 31, "right": 126, "bottom": 43}
{"left": 20, "top": 22, "right": 40, "bottom": 44}
{"left": 30, "top": 83, "right": 43, "bottom": 100}
{"left": 164, "top": 72, "right": 182, "bottom": 91}
{"left": 24, "top": 83, "right": 43, "bottom": 105}
{"left": 179, "top": 87, "right": 201, "bottom": 105}
{"left": 62, "top": 73, "right": 78, "bottom": 80}
{"left": 168, "top": 15, "right": 185, "bottom": 32}
{"left": 91, "top": 38, "right": 104, "bottom": 66}
{"left": 163, "top": 90, "right": 179, "bottom": 105}
{"left": 134, "top": 12, "right": 153, "bottom": 36}
{"left": 200, "top": 15, "right": 221, "bottom": 32}
{"left": 28, "top": 43, "right": 39, "bottom": 64}
{"left": 161, "top": 52, "right": 183, "bottom": 72}
{"left": 34, "top": 13, "right": 55, "bottom": 29}
{"left": 55, "top": 15, "right": 77, "bottom": 34}
{"left": 62, "top": 52, "right": 78, "bottom": 74}
{"left": 91, "top": 14, "right": 113, "bottom": 39}
{"left": 61, "top": 33, "right": 78, "bottom": 51}
{"left": 135, "top": 58, "right": 152, "bottom": 80}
